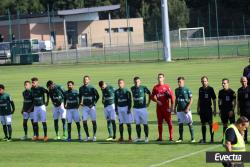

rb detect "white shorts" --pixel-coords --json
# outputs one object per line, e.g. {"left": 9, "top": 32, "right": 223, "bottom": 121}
{"left": 66, "top": 109, "right": 80, "bottom": 123}
{"left": 177, "top": 110, "right": 193, "bottom": 124}
{"left": 82, "top": 106, "right": 96, "bottom": 121}
{"left": 133, "top": 108, "right": 148, "bottom": 125}
{"left": 0, "top": 115, "right": 12, "bottom": 125}
{"left": 118, "top": 106, "right": 134, "bottom": 124}
{"left": 34, "top": 105, "right": 47, "bottom": 123}
{"left": 53, "top": 103, "right": 66, "bottom": 120}
{"left": 104, "top": 104, "right": 116, "bottom": 120}
{"left": 23, "top": 112, "right": 34, "bottom": 120}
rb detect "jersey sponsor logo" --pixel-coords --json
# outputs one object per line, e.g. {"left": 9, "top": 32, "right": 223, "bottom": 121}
{"left": 24, "top": 100, "right": 32, "bottom": 103}
{"left": 34, "top": 97, "right": 42, "bottom": 100}
{"left": 205, "top": 93, "right": 209, "bottom": 99}
{"left": 134, "top": 97, "right": 143, "bottom": 101}
{"left": 52, "top": 96, "right": 62, "bottom": 100}
{"left": 118, "top": 99, "right": 127, "bottom": 102}
{"left": 0, "top": 103, "right": 7, "bottom": 106}
{"left": 245, "top": 93, "right": 248, "bottom": 99}
{"left": 82, "top": 96, "right": 92, "bottom": 100}
{"left": 104, "top": 97, "right": 113, "bottom": 100}
{"left": 66, "top": 100, "right": 78, "bottom": 103}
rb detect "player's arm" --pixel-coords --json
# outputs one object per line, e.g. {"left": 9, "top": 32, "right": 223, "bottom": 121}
{"left": 174, "top": 90, "right": 178, "bottom": 113}
{"left": 224, "top": 141, "right": 232, "bottom": 152}
{"left": 64, "top": 92, "right": 67, "bottom": 109}
{"left": 78, "top": 88, "right": 83, "bottom": 106}
{"left": 10, "top": 97, "right": 15, "bottom": 114}
{"left": 185, "top": 90, "right": 193, "bottom": 113}
{"left": 197, "top": 97, "right": 200, "bottom": 115}
{"left": 94, "top": 88, "right": 100, "bottom": 104}
{"left": 44, "top": 88, "right": 49, "bottom": 106}
{"left": 185, "top": 97, "right": 193, "bottom": 113}
{"left": 146, "top": 88, "right": 151, "bottom": 107}
{"left": 114, "top": 91, "right": 118, "bottom": 115}
{"left": 212, "top": 98, "right": 217, "bottom": 116}
{"left": 231, "top": 92, "right": 237, "bottom": 117}
{"left": 237, "top": 91, "right": 240, "bottom": 116}
{"left": 211, "top": 88, "right": 217, "bottom": 116}
{"left": 127, "top": 91, "right": 132, "bottom": 114}
{"left": 150, "top": 87, "right": 157, "bottom": 102}
{"left": 169, "top": 88, "right": 174, "bottom": 112}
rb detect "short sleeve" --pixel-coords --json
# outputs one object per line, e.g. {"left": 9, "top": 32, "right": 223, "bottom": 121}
{"left": 188, "top": 89, "right": 192, "bottom": 98}
{"left": 144, "top": 86, "right": 150, "bottom": 94}
{"left": 225, "top": 128, "right": 237, "bottom": 143}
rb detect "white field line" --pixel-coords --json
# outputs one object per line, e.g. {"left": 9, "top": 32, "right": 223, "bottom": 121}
{"left": 149, "top": 145, "right": 221, "bottom": 167}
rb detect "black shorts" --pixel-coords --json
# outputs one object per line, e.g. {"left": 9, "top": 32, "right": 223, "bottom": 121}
{"left": 199, "top": 109, "right": 213, "bottom": 124}
{"left": 220, "top": 112, "right": 235, "bottom": 124}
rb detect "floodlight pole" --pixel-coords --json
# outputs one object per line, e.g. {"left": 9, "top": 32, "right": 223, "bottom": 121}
{"left": 161, "top": 0, "right": 171, "bottom": 62}
{"left": 214, "top": 0, "right": 220, "bottom": 59}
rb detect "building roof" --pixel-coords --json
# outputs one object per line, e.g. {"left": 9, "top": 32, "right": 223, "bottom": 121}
{"left": 58, "top": 4, "right": 120, "bottom": 16}
{"left": 0, "top": 4, "right": 120, "bottom": 21}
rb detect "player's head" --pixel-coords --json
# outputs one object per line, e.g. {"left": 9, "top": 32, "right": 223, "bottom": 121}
{"left": 0, "top": 84, "right": 5, "bottom": 94}
{"left": 222, "top": 78, "right": 229, "bottom": 89}
{"left": 236, "top": 116, "right": 249, "bottom": 133}
{"left": 134, "top": 76, "right": 141, "bottom": 87}
{"left": 118, "top": 79, "right": 125, "bottom": 88}
{"left": 201, "top": 76, "right": 209, "bottom": 87}
{"left": 67, "top": 81, "right": 74, "bottom": 90}
{"left": 98, "top": 81, "right": 107, "bottom": 90}
{"left": 31, "top": 77, "right": 39, "bottom": 87}
{"left": 177, "top": 77, "right": 185, "bottom": 87}
{"left": 240, "top": 76, "right": 248, "bottom": 87}
{"left": 83, "top": 75, "right": 90, "bottom": 85}
{"left": 46, "top": 80, "right": 55, "bottom": 90}
{"left": 24, "top": 80, "right": 31, "bottom": 90}
{"left": 158, "top": 73, "right": 165, "bottom": 84}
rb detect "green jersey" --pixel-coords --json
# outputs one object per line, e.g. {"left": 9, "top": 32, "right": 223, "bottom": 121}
{"left": 0, "top": 93, "right": 14, "bottom": 116}
{"left": 131, "top": 85, "right": 150, "bottom": 109}
{"left": 64, "top": 89, "right": 79, "bottom": 109}
{"left": 31, "top": 86, "right": 48, "bottom": 106}
{"left": 101, "top": 85, "right": 115, "bottom": 107}
{"left": 175, "top": 86, "right": 192, "bottom": 111}
{"left": 48, "top": 85, "right": 64, "bottom": 107}
{"left": 114, "top": 88, "right": 132, "bottom": 109}
{"left": 22, "top": 89, "right": 33, "bottom": 112}
{"left": 79, "top": 84, "right": 99, "bottom": 107}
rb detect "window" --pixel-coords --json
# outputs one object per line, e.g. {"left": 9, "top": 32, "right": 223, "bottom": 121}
{"left": 105, "top": 27, "right": 134, "bottom": 33}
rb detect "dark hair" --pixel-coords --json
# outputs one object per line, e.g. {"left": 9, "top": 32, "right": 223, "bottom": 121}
{"left": 118, "top": 78, "right": 124, "bottom": 83}
{"left": 201, "top": 76, "right": 208, "bottom": 81}
{"left": 177, "top": 76, "right": 185, "bottom": 81}
{"left": 134, "top": 76, "right": 140, "bottom": 81}
{"left": 158, "top": 73, "right": 164, "bottom": 77}
{"left": 222, "top": 78, "right": 229, "bottom": 83}
{"left": 46, "top": 80, "right": 54, "bottom": 88}
{"left": 0, "top": 84, "right": 5, "bottom": 89}
{"left": 98, "top": 81, "right": 105, "bottom": 87}
{"left": 236, "top": 116, "right": 249, "bottom": 125}
{"left": 31, "top": 77, "right": 38, "bottom": 81}
{"left": 67, "top": 81, "right": 74, "bottom": 85}
{"left": 24, "top": 80, "right": 31, "bottom": 85}
{"left": 83, "top": 75, "right": 90, "bottom": 80}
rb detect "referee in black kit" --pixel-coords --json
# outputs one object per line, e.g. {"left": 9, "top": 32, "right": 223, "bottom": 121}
{"left": 197, "top": 76, "right": 216, "bottom": 143}
{"left": 237, "top": 76, "right": 250, "bottom": 143}
{"left": 218, "top": 78, "right": 237, "bottom": 135}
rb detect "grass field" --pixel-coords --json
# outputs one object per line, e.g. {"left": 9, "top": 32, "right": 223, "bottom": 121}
{"left": 0, "top": 58, "right": 249, "bottom": 167}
